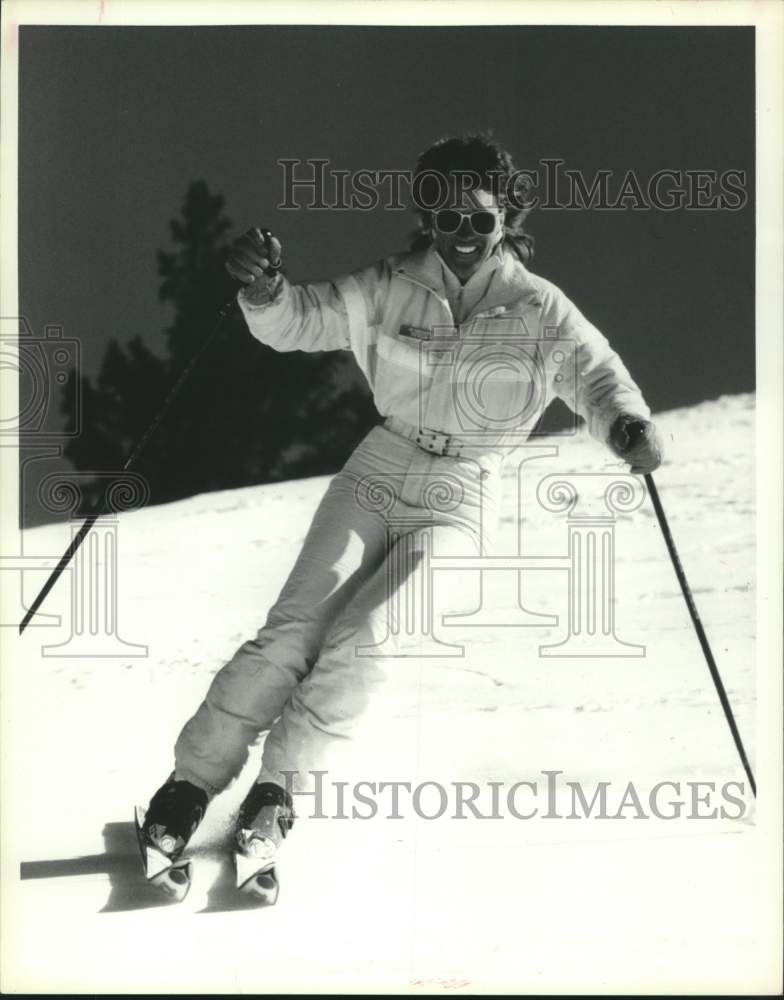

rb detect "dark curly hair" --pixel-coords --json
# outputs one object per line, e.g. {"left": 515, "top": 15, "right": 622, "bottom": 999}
{"left": 410, "top": 133, "right": 535, "bottom": 264}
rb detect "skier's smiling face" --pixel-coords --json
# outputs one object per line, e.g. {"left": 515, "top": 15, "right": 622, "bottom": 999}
{"left": 430, "top": 183, "right": 505, "bottom": 284}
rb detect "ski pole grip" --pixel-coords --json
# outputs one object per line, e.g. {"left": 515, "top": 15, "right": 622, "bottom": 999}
{"left": 254, "top": 227, "right": 283, "bottom": 275}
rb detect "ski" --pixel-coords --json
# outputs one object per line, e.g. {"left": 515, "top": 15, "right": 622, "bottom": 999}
{"left": 234, "top": 841, "right": 280, "bottom": 905}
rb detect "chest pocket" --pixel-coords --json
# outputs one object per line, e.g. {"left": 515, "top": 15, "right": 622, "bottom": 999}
{"left": 376, "top": 324, "right": 435, "bottom": 376}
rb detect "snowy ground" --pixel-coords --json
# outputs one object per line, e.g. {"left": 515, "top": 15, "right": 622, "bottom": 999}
{"left": 2, "top": 393, "right": 779, "bottom": 993}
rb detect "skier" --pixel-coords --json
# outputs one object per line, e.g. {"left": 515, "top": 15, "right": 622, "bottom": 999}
{"left": 136, "top": 134, "right": 663, "bottom": 902}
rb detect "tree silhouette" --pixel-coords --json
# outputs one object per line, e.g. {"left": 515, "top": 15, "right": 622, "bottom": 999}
{"left": 62, "top": 181, "right": 378, "bottom": 511}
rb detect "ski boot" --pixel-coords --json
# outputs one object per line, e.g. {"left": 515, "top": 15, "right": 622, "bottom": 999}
{"left": 234, "top": 782, "right": 295, "bottom": 904}
{"left": 134, "top": 774, "right": 208, "bottom": 902}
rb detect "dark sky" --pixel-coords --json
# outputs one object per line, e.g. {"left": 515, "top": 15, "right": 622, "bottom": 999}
{"left": 18, "top": 25, "right": 754, "bottom": 483}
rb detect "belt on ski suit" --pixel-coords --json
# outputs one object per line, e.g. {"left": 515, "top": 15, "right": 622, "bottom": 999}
{"left": 384, "top": 415, "right": 471, "bottom": 458}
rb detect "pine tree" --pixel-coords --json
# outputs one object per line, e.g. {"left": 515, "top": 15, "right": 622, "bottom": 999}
{"left": 61, "top": 180, "right": 377, "bottom": 513}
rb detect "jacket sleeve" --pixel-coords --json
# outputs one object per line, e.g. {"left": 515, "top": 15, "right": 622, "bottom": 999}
{"left": 238, "top": 276, "right": 350, "bottom": 353}
{"left": 541, "top": 279, "right": 651, "bottom": 444}
{"left": 237, "top": 260, "right": 390, "bottom": 356}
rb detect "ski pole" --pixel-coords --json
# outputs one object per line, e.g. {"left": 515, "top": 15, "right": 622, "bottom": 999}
{"left": 644, "top": 472, "right": 756, "bottom": 798}
{"left": 19, "top": 295, "right": 239, "bottom": 635}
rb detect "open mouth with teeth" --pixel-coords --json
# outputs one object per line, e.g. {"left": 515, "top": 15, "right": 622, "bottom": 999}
{"left": 454, "top": 244, "right": 480, "bottom": 256}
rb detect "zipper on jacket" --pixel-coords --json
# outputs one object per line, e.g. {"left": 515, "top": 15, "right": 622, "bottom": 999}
{"left": 393, "top": 268, "right": 453, "bottom": 314}
{"left": 394, "top": 268, "right": 539, "bottom": 329}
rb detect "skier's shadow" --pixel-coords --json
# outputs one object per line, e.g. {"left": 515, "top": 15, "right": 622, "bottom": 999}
{"left": 19, "top": 821, "right": 173, "bottom": 912}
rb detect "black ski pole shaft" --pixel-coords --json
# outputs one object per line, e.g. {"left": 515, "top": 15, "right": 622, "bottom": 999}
{"left": 19, "top": 296, "right": 238, "bottom": 635}
{"left": 644, "top": 472, "right": 756, "bottom": 798}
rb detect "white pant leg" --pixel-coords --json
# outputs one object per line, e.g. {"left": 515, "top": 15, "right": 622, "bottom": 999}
{"left": 173, "top": 450, "right": 394, "bottom": 796}
{"left": 173, "top": 426, "right": 499, "bottom": 799}
{"left": 258, "top": 514, "right": 485, "bottom": 794}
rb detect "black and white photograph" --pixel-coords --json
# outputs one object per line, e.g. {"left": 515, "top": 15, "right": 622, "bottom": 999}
{"left": 1, "top": 0, "right": 781, "bottom": 993}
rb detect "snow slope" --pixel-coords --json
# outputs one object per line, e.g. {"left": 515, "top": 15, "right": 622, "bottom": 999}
{"left": 2, "top": 392, "right": 777, "bottom": 993}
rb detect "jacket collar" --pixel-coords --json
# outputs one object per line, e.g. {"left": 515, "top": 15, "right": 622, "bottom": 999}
{"left": 392, "top": 243, "right": 543, "bottom": 313}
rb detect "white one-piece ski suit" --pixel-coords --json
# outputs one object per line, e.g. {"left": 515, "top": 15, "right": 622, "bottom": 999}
{"left": 173, "top": 243, "right": 651, "bottom": 796}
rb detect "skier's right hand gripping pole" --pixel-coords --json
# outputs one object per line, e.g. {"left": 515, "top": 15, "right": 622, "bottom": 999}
{"left": 226, "top": 227, "right": 283, "bottom": 305}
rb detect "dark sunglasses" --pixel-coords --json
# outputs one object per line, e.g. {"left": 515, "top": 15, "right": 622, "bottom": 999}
{"left": 433, "top": 210, "right": 500, "bottom": 236}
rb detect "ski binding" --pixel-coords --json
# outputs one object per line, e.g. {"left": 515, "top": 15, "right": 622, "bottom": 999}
{"left": 134, "top": 804, "right": 194, "bottom": 902}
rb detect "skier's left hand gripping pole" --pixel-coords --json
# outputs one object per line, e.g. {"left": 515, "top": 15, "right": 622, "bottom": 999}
{"left": 18, "top": 228, "right": 282, "bottom": 635}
